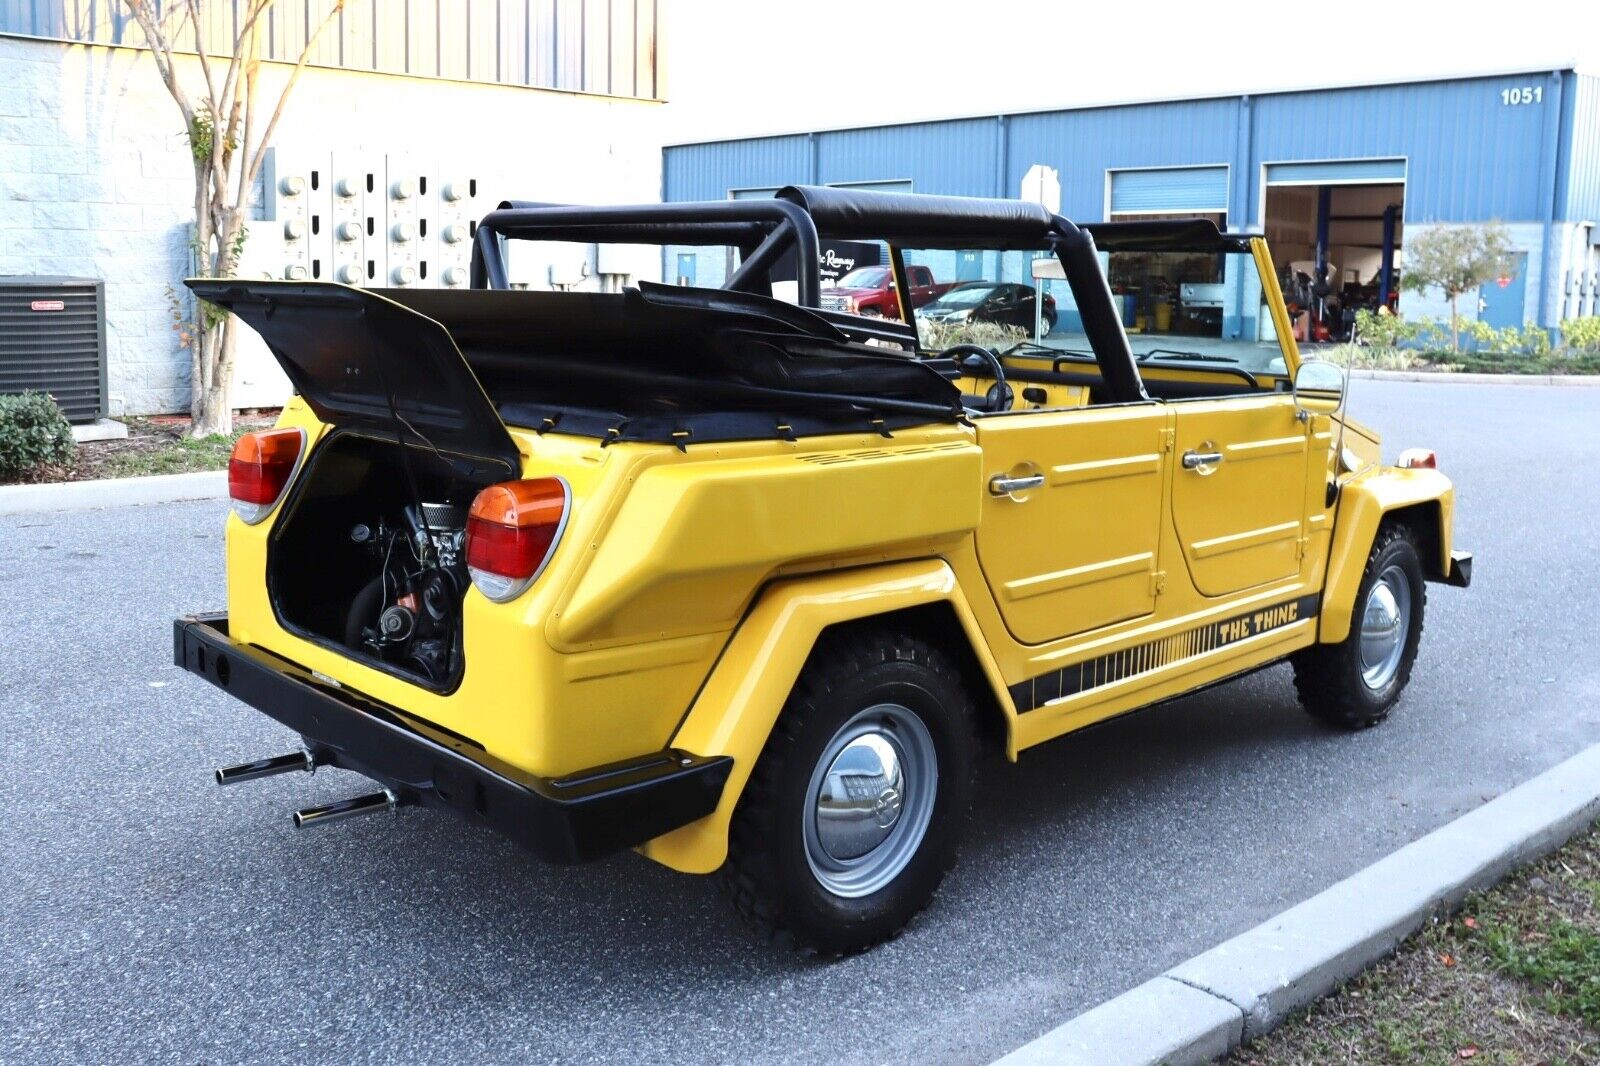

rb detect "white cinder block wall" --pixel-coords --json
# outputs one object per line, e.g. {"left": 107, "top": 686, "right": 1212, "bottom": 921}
{"left": 0, "top": 35, "right": 662, "bottom": 415}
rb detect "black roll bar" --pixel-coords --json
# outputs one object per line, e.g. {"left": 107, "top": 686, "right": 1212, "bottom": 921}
{"left": 471, "top": 198, "right": 821, "bottom": 307}
{"left": 467, "top": 187, "right": 1147, "bottom": 405}
{"left": 1048, "top": 217, "right": 1148, "bottom": 404}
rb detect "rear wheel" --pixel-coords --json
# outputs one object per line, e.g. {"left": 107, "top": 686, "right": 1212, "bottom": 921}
{"left": 1043, "top": 309, "right": 1058, "bottom": 333}
{"left": 1293, "top": 523, "right": 1426, "bottom": 729}
{"left": 720, "top": 630, "right": 975, "bottom": 955}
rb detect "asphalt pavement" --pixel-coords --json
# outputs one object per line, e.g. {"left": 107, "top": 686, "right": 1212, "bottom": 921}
{"left": 3, "top": 380, "right": 1598, "bottom": 1065}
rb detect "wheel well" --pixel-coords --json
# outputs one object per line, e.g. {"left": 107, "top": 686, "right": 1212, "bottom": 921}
{"left": 1381, "top": 500, "right": 1444, "bottom": 578}
{"left": 816, "top": 603, "right": 1009, "bottom": 756}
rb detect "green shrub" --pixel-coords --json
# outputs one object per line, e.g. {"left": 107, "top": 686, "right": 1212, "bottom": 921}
{"left": 1352, "top": 308, "right": 1415, "bottom": 350}
{"left": 1562, "top": 316, "right": 1600, "bottom": 354}
{"left": 1462, "top": 319, "right": 1553, "bottom": 356}
{"left": 0, "top": 391, "right": 75, "bottom": 482}
{"left": 1318, "top": 343, "right": 1424, "bottom": 371}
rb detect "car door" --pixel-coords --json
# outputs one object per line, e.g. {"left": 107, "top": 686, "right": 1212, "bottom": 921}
{"left": 909, "top": 267, "right": 939, "bottom": 308}
{"left": 1166, "top": 393, "right": 1313, "bottom": 598}
{"left": 974, "top": 403, "right": 1171, "bottom": 644}
{"left": 979, "top": 286, "right": 1021, "bottom": 327}
{"left": 1008, "top": 285, "right": 1039, "bottom": 329}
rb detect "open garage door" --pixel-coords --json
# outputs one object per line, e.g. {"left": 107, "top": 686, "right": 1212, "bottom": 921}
{"left": 1100, "top": 167, "right": 1236, "bottom": 340}
{"left": 1264, "top": 159, "right": 1405, "bottom": 343}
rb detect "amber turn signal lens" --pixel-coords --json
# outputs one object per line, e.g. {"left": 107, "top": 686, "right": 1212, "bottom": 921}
{"left": 465, "top": 477, "right": 569, "bottom": 602}
{"left": 228, "top": 428, "right": 305, "bottom": 523}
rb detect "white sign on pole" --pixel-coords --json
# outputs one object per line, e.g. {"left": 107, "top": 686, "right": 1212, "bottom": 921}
{"left": 1020, "top": 165, "right": 1062, "bottom": 341}
{"left": 1020, "top": 164, "right": 1061, "bottom": 214}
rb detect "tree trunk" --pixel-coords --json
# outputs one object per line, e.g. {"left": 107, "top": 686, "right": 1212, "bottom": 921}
{"left": 1449, "top": 292, "right": 1460, "bottom": 353}
{"left": 190, "top": 317, "right": 235, "bottom": 437}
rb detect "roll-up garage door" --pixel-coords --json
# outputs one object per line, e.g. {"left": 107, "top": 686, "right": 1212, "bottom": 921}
{"left": 1264, "top": 159, "right": 1406, "bottom": 185}
{"left": 1108, "top": 166, "right": 1229, "bottom": 215}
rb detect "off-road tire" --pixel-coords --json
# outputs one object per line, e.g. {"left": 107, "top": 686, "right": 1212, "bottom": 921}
{"left": 719, "top": 630, "right": 976, "bottom": 955}
{"left": 1293, "top": 523, "right": 1426, "bottom": 729}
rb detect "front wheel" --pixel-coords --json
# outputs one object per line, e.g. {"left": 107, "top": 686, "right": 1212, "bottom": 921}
{"left": 720, "top": 630, "right": 975, "bottom": 955}
{"left": 1293, "top": 523, "right": 1426, "bottom": 729}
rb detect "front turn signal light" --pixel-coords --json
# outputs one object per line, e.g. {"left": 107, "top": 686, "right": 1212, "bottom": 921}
{"left": 1397, "top": 448, "right": 1438, "bottom": 470}
{"left": 465, "top": 477, "right": 570, "bottom": 603}
{"left": 228, "top": 427, "right": 305, "bottom": 523}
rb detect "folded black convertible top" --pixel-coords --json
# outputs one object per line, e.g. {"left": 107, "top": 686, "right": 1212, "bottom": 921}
{"left": 192, "top": 278, "right": 963, "bottom": 452}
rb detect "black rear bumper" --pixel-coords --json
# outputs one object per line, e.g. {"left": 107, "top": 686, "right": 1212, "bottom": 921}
{"left": 174, "top": 614, "right": 732, "bottom": 864}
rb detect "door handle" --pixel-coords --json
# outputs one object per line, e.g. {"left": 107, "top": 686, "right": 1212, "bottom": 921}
{"left": 1182, "top": 450, "right": 1225, "bottom": 470}
{"left": 989, "top": 473, "right": 1046, "bottom": 497}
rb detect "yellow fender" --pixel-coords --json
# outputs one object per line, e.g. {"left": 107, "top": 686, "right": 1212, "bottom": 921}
{"left": 1319, "top": 466, "right": 1456, "bottom": 644}
{"left": 639, "top": 558, "right": 1009, "bottom": 874}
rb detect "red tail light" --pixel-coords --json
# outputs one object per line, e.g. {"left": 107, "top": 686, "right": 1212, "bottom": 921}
{"left": 465, "top": 477, "right": 570, "bottom": 602}
{"left": 228, "top": 428, "right": 305, "bottom": 523}
{"left": 1397, "top": 448, "right": 1438, "bottom": 470}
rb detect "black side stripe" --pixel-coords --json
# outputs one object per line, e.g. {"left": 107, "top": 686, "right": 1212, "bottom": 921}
{"left": 1010, "top": 594, "right": 1321, "bottom": 713}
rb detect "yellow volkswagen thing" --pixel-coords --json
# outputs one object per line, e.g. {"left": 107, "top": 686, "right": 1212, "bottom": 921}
{"left": 177, "top": 186, "right": 1470, "bottom": 954}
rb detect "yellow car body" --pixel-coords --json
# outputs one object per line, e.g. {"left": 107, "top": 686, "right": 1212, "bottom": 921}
{"left": 179, "top": 190, "right": 1467, "bottom": 951}
{"left": 217, "top": 248, "right": 1463, "bottom": 875}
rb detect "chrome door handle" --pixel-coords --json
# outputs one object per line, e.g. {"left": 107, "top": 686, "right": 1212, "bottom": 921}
{"left": 1181, "top": 450, "right": 1224, "bottom": 470}
{"left": 989, "top": 473, "right": 1045, "bottom": 496}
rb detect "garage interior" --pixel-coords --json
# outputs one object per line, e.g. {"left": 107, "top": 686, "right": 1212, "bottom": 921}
{"left": 1264, "top": 176, "right": 1405, "bottom": 342}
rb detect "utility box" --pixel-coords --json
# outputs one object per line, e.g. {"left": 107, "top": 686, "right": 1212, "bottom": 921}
{"left": 0, "top": 276, "right": 108, "bottom": 423}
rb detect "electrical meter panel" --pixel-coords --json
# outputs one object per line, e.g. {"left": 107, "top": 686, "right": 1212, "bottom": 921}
{"left": 435, "top": 176, "right": 479, "bottom": 288}
{"left": 329, "top": 152, "right": 378, "bottom": 287}
{"left": 259, "top": 149, "right": 484, "bottom": 290}
{"left": 384, "top": 157, "right": 422, "bottom": 288}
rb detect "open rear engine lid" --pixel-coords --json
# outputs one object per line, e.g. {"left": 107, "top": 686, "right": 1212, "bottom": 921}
{"left": 189, "top": 280, "right": 520, "bottom": 478}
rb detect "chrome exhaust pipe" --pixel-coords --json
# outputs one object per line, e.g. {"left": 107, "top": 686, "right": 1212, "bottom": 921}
{"left": 215, "top": 749, "right": 316, "bottom": 786}
{"left": 292, "top": 789, "right": 398, "bottom": 829}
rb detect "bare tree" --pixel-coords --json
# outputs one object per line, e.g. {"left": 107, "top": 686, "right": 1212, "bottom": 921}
{"left": 123, "top": 0, "right": 347, "bottom": 436}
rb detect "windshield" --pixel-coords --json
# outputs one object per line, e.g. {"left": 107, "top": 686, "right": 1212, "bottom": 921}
{"left": 1047, "top": 248, "right": 1288, "bottom": 375}
{"left": 930, "top": 284, "right": 998, "bottom": 308}
{"left": 834, "top": 266, "right": 889, "bottom": 289}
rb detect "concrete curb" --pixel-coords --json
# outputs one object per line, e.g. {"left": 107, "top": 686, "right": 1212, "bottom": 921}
{"left": 1349, "top": 368, "right": 1600, "bottom": 386}
{"left": 0, "top": 469, "right": 226, "bottom": 516}
{"left": 992, "top": 743, "right": 1600, "bottom": 1066}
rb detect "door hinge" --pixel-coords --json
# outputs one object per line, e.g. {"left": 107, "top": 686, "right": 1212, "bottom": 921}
{"left": 1149, "top": 570, "right": 1167, "bottom": 597}
{"left": 1159, "top": 428, "right": 1175, "bottom": 453}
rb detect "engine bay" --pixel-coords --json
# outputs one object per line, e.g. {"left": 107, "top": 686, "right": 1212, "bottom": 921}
{"left": 342, "top": 500, "right": 469, "bottom": 684}
{"left": 268, "top": 432, "right": 492, "bottom": 689}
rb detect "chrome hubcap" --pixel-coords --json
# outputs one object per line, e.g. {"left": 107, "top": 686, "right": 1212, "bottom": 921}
{"left": 1360, "top": 565, "right": 1411, "bottom": 691}
{"left": 803, "top": 703, "right": 937, "bottom": 899}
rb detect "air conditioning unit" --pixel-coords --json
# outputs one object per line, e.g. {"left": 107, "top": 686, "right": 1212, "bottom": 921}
{"left": 0, "top": 277, "right": 108, "bottom": 423}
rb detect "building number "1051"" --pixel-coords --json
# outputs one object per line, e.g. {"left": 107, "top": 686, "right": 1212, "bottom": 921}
{"left": 1502, "top": 86, "right": 1543, "bottom": 106}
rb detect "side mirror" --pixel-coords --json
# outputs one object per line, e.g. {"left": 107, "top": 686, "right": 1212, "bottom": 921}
{"left": 1294, "top": 360, "right": 1345, "bottom": 417}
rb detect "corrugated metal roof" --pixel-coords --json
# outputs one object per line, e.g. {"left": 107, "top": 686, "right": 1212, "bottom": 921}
{"left": 1564, "top": 74, "right": 1600, "bottom": 221}
{"left": 665, "top": 70, "right": 1589, "bottom": 227}
{"left": 663, "top": 63, "right": 1583, "bottom": 147}
{"left": 1, "top": 0, "right": 662, "bottom": 100}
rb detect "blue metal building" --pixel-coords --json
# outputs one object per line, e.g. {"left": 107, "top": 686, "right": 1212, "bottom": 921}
{"left": 665, "top": 68, "right": 1600, "bottom": 331}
